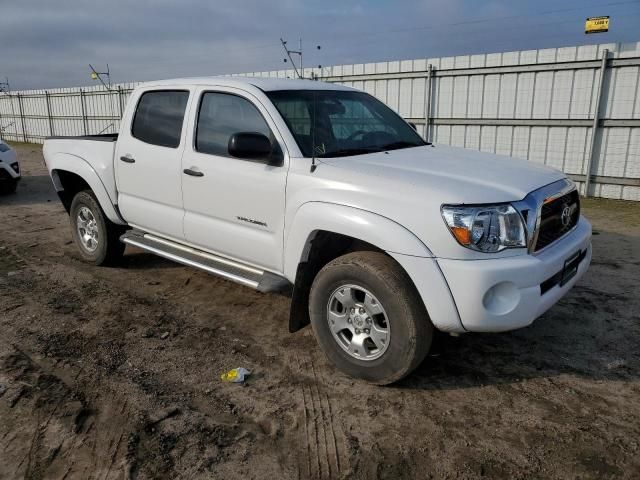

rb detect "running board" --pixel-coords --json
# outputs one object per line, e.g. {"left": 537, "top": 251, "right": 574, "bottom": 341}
{"left": 120, "top": 230, "right": 290, "bottom": 293}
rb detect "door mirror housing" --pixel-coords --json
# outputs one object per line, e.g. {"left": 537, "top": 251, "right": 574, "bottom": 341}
{"left": 228, "top": 132, "right": 277, "bottom": 163}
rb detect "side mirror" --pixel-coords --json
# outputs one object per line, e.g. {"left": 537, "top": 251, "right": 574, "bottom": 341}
{"left": 409, "top": 122, "right": 418, "bottom": 131}
{"left": 228, "top": 132, "right": 274, "bottom": 162}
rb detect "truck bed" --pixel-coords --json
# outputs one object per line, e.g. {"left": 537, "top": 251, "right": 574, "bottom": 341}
{"left": 43, "top": 134, "right": 119, "bottom": 207}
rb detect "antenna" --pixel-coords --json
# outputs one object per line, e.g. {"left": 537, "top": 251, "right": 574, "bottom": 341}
{"left": 280, "top": 38, "right": 322, "bottom": 80}
{"left": 313, "top": 45, "right": 322, "bottom": 80}
{"left": 0, "top": 77, "right": 10, "bottom": 94}
{"left": 89, "top": 64, "right": 111, "bottom": 90}
{"left": 311, "top": 91, "right": 317, "bottom": 172}
{"left": 281, "top": 38, "right": 301, "bottom": 79}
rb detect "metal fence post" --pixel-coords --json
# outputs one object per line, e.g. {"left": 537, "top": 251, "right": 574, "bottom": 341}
{"left": 16, "top": 93, "right": 27, "bottom": 143}
{"left": 584, "top": 48, "right": 609, "bottom": 197}
{"left": 8, "top": 93, "right": 19, "bottom": 143}
{"left": 424, "top": 64, "right": 433, "bottom": 142}
{"left": 45, "top": 90, "right": 54, "bottom": 137}
{"left": 80, "top": 89, "right": 89, "bottom": 135}
{"left": 117, "top": 86, "right": 124, "bottom": 118}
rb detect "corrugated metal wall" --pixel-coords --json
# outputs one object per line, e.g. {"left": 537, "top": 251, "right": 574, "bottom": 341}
{"left": 1, "top": 41, "right": 639, "bottom": 199}
{"left": 0, "top": 83, "right": 138, "bottom": 143}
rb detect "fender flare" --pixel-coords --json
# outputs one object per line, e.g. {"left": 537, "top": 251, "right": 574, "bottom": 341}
{"left": 284, "top": 202, "right": 464, "bottom": 333}
{"left": 283, "top": 201, "right": 433, "bottom": 280}
{"left": 49, "top": 153, "right": 126, "bottom": 225}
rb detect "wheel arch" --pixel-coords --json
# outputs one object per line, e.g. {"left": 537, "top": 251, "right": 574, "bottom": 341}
{"left": 49, "top": 153, "right": 125, "bottom": 225}
{"left": 284, "top": 202, "right": 433, "bottom": 281}
{"left": 285, "top": 202, "right": 435, "bottom": 333}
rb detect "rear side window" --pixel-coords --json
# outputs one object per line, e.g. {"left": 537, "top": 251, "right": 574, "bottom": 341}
{"left": 132, "top": 90, "right": 189, "bottom": 148}
{"left": 196, "top": 92, "right": 272, "bottom": 156}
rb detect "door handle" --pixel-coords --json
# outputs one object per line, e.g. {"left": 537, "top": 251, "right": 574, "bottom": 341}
{"left": 120, "top": 156, "right": 135, "bottom": 163}
{"left": 183, "top": 168, "right": 204, "bottom": 177}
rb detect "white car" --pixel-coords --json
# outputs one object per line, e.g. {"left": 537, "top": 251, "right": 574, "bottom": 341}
{"left": 42, "top": 77, "right": 591, "bottom": 384}
{"left": 0, "top": 140, "right": 20, "bottom": 194}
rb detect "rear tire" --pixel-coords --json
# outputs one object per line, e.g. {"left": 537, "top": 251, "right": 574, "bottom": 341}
{"left": 0, "top": 179, "right": 18, "bottom": 195}
{"left": 309, "top": 251, "right": 433, "bottom": 385}
{"left": 69, "top": 190, "right": 126, "bottom": 266}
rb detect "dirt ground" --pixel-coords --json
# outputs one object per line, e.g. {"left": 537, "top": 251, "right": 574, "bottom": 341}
{"left": 0, "top": 142, "right": 639, "bottom": 480}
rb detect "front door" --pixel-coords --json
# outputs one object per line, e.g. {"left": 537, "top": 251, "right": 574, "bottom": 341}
{"left": 115, "top": 88, "right": 191, "bottom": 241}
{"left": 180, "top": 88, "right": 288, "bottom": 271}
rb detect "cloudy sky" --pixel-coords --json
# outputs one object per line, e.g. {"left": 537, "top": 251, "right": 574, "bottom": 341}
{"left": 2, "top": 0, "right": 639, "bottom": 90}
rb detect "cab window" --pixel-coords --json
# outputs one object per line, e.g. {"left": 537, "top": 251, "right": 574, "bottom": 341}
{"left": 131, "top": 90, "right": 189, "bottom": 148}
{"left": 196, "top": 92, "right": 272, "bottom": 157}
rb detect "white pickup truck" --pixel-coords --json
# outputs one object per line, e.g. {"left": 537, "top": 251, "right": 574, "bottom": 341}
{"left": 43, "top": 77, "right": 591, "bottom": 384}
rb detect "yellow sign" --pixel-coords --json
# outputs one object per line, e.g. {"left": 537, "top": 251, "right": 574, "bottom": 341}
{"left": 585, "top": 16, "right": 609, "bottom": 34}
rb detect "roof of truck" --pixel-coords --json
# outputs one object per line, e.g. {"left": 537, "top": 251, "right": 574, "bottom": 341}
{"left": 140, "top": 76, "right": 355, "bottom": 92}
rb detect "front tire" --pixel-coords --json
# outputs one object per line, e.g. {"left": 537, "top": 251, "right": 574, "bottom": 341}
{"left": 309, "top": 251, "right": 433, "bottom": 385}
{"left": 69, "top": 190, "right": 125, "bottom": 265}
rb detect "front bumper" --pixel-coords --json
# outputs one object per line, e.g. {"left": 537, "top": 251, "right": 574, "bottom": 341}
{"left": 0, "top": 159, "right": 21, "bottom": 181}
{"left": 437, "top": 216, "right": 592, "bottom": 332}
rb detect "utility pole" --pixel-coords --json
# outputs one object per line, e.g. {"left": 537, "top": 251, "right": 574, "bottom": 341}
{"left": 89, "top": 64, "right": 118, "bottom": 134}
{"left": 0, "top": 77, "right": 19, "bottom": 142}
{"left": 89, "top": 64, "right": 111, "bottom": 90}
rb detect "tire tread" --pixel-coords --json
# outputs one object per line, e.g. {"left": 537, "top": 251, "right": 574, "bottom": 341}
{"left": 70, "top": 190, "right": 126, "bottom": 266}
{"left": 310, "top": 251, "right": 432, "bottom": 385}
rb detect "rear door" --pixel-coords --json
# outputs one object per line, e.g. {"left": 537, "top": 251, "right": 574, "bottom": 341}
{"left": 115, "top": 88, "right": 191, "bottom": 240}
{"left": 180, "top": 87, "right": 289, "bottom": 271}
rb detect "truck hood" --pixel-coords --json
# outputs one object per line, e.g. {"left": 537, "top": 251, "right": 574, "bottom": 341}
{"left": 319, "top": 144, "right": 565, "bottom": 204}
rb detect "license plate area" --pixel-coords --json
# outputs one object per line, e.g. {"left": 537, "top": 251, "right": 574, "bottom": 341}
{"left": 560, "top": 250, "right": 582, "bottom": 286}
{"left": 540, "top": 249, "right": 587, "bottom": 295}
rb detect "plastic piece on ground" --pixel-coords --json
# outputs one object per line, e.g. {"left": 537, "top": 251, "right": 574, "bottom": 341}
{"left": 221, "top": 367, "right": 251, "bottom": 383}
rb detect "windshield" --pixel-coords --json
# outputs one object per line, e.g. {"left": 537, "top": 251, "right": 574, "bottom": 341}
{"left": 266, "top": 90, "right": 426, "bottom": 158}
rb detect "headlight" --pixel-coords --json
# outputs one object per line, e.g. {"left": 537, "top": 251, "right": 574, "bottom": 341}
{"left": 0, "top": 143, "right": 10, "bottom": 153}
{"left": 441, "top": 204, "right": 526, "bottom": 252}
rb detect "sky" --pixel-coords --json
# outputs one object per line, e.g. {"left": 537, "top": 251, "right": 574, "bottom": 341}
{"left": 1, "top": 0, "right": 640, "bottom": 90}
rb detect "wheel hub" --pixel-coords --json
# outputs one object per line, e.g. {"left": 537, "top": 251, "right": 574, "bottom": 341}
{"left": 327, "top": 284, "right": 390, "bottom": 361}
{"left": 76, "top": 206, "right": 99, "bottom": 252}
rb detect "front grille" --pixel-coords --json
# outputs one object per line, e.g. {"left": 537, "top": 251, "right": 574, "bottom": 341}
{"left": 534, "top": 189, "right": 580, "bottom": 251}
{"left": 0, "top": 168, "right": 10, "bottom": 180}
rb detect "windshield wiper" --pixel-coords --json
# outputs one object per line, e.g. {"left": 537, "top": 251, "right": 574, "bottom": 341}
{"left": 319, "top": 141, "right": 428, "bottom": 158}
{"left": 319, "top": 147, "right": 381, "bottom": 158}
{"left": 379, "top": 141, "right": 425, "bottom": 151}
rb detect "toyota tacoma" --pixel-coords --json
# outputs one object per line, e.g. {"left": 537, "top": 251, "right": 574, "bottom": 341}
{"left": 43, "top": 78, "right": 591, "bottom": 384}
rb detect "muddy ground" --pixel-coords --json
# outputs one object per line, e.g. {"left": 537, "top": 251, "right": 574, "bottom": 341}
{"left": 0, "top": 142, "right": 639, "bottom": 480}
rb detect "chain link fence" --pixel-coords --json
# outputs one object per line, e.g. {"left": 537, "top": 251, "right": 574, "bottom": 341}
{"left": 1, "top": 41, "right": 639, "bottom": 200}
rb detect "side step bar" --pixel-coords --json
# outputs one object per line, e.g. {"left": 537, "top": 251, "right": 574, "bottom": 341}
{"left": 120, "top": 230, "right": 290, "bottom": 293}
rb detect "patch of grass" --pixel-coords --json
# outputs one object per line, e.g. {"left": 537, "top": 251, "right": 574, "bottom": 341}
{"left": 3, "top": 140, "right": 43, "bottom": 148}
{"left": 581, "top": 197, "right": 640, "bottom": 228}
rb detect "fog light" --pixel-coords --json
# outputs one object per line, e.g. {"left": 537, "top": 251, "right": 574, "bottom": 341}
{"left": 482, "top": 282, "right": 520, "bottom": 315}
{"left": 10, "top": 162, "right": 19, "bottom": 174}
